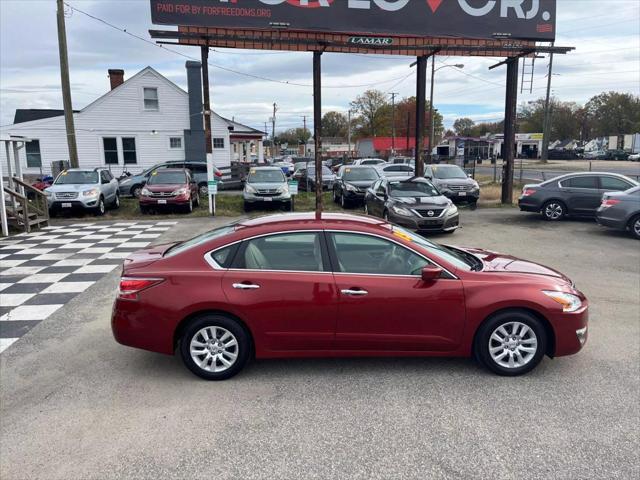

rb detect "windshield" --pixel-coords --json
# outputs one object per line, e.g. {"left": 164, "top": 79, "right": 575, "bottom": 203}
{"left": 248, "top": 169, "right": 285, "bottom": 184}
{"left": 431, "top": 165, "right": 467, "bottom": 180}
{"left": 55, "top": 171, "right": 99, "bottom": 185}
{"left": 392, "top": 226, "right": 479, "bottom": 271}
{"left": 389, "top": 181, "right": 439, "bottom": 198}
{"left": 148, "top": 171, "right": 187, "bottom": 185}
{"left": 165, "top": 226, "right": 236, "bottom": 258}
{"left": 307, "top": 166, "right": 333, "bottom": 176}
{"left": 343, "top": 167, "right": 379, "bottom": 181}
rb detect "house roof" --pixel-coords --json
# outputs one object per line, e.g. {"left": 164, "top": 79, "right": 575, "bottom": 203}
{"left": 14, "top": 109, "right": 79, "bottom": 124}
{"left": 359, "top": 137, "right": 429, "bottom": 151}
{"left": 216, "top": 113, "right": 265, "bottom": 136}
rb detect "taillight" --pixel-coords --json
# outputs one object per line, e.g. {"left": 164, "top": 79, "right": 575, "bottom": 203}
{"left": 601, "top": 198, "right": 621, "bottom": 208}
{"left": 215, "top": 171, "right": 223, "bottom": 178}
{"left": 522, "top": 188, "right": 537, "bottom": 197}
{"left": 118, "top": 277, "right": 164, "bottom": 301}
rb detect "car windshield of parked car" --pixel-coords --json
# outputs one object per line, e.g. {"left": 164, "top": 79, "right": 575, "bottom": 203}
{"left": 431, "top": 166, "right": 467, "bottom": 180}
{"left": 55, "top": 171, "right": 99, "bottom": 185}
{"left": 147, "top": 171, "right": 187, "bottom": 185}
{"left": 392, "top": 226, "right": 479, "bottom": 271}
{"left": 165, "top": 226, "right": 236, "bottom": 258}
{"left": 343, "top": 168, "right": 379, "bottom": 181}
{"left": 307, "top": 166, "right": 333, "bottom": 176}
{"left": 248, "top": 169, "right": 285, "bottom": 184}
{"left": 389, "top": 181, "right": 439, "bottom": 198}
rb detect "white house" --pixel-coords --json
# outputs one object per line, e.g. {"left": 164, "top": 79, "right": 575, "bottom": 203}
{"left": 0, "top": 66, "right": 264, "bottom": 178}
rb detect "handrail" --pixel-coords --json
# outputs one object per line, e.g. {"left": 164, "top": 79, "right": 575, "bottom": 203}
{"left": 11, "top": 177, "right": 50, "bottom": 220}
{"left": 3, "top": 186, "right": 27, "bottom": 202}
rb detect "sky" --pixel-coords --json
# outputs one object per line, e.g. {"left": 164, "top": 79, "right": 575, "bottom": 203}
{"left": 1, "top": 0, "right": 639, "bottom": 135}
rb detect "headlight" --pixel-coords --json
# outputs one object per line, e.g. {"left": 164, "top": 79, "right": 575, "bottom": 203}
{"left": 141, "top": 188, "right": 151, "bottom": 196}
{"left": 345, "top": 183, "right": 358, "bottom": 192}
{"left": 447, "top": 204, "right": 458, "bottom": 214}
{"left": 173, "top": 187, "right": 189, "bottom": 196}
{"left": 472, "top": 181, "right": 479, "bottom": 189}
{"left": 391, "top": 205, "right": 413, "bottom": 216}
{"left": 542, "top": 291, "right": 583, "bottom": 313}
{"left": 245, "top": 184, "right": 257, "bottom": 194}
{"left": 276, "top": 185, "right": 289, "bottom": 194}
{"left": 82, "top": 188, "right": 100, "bottom": 197}
{"left": 44, "top": 190, "right": 52, "bottom": 197}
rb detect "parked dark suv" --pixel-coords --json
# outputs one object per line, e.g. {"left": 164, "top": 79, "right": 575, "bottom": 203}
{"left": 519, "top": 172, "right": 639, "bottom": 221}
{"left": 424, "top": 164, "right": 480, "bottom": 209}
{"left": 332, "top": 166, "right": 380, "bottom": 208}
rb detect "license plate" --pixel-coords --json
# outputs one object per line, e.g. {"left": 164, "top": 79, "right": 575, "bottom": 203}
{"left": 263, "top": 197, "right": 273, "bottom": 202}
{"left": 458, "top": 192, "right": 467, "bottom": 197}
{"left": 62, "top": 203, "right": 72, "bottom": 208}
{"left": 157, "top": 199, "right": 167, "bottom": 205}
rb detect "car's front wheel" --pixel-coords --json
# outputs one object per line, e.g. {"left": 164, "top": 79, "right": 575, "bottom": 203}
{"left": 475, "top": 310, "right": 547, "bottom": 376}
{"left": 179, "top": 314, "right": 251, "bottom": 381}
{"left": 542, "top": 200, "right": 566, "bottom": 221}
{"left": 131, "top": 185, "right": 142, "bottom": 198}
{"left": 95, "top": 196, "right": 106, "bottom": 216}
{"left": 629, "top": 214, "right": 640, "bottom": 240}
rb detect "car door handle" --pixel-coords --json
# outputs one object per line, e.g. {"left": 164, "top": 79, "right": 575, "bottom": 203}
{"left": 233, "top": 283, "right": 260, "bottom": 290}
{"left": 341, "top": 289, "right": 368, "bottom": 296}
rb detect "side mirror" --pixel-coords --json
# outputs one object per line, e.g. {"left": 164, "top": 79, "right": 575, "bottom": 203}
{"left": 425, "top": 175, "right": 432, "bottom": 180}
{"left": 421, "top": 265, "right": 443, "bottom": 282}
{"left": 468, "top": 173, "right": 473, "bottom": 178}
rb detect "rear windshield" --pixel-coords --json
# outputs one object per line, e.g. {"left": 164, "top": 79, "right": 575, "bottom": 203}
{"left": 248, "top": 169, "right": 285, "bottom": 184}
{"left": 390, "top": 181, "right": 439, "bottom": 198}
{"left": 55, "top": 171, "right": 98, "bottom": 185}
{"left": 148, "top": 171, "right": 187, "bottom": 185}
{"left": 165, "top": 226, "right": 236, "bottom": 258}
{"left": 343, "top": 168, "right": 379, "bottom": 181}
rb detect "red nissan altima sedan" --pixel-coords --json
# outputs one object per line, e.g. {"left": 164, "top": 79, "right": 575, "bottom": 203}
{"left": 112, "top": 213, "right": 589, "bottom": 380}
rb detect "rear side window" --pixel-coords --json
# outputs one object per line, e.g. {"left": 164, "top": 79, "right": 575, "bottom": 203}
{"left": 237, "top": 233, "right": 325, "bottom": 272}
{"left": 563, "top": 176, "right": 598, "bottom": 189}
{"left": 600, "top": 176, "right": 633, "bottom": 191}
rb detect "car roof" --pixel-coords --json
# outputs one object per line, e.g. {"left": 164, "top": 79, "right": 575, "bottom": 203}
{"left": 250, "top": 166, "right": 283, "bottom": 171}
{"left": 238, "top": 212, "right": 386, "bottom": 230}
{"left": 153, "top": 168, "right": 187, "bottom": 173}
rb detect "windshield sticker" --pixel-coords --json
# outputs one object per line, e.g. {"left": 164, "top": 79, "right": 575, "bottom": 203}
{"left": 152, "top": 171, "right": 158, "bottom": 176}
{"left": 250, "top": 169, "right": 256, "bottom": 174}
{"left": 345, "top": 168, "right": 351, "bottom": 173}
{"left": 392, "top": 229, "right": 413, "bottom": 242}
{"left": 61, "top": 171, "right": 68, "bottom": 176}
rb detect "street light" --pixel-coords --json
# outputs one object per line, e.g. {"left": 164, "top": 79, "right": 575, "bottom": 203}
{"left": 428, "top": 62, "right": 464, "bottom": 163}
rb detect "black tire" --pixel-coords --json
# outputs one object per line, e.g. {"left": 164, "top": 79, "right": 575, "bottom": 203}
{"left": 383, "top": 210, "right": 390, "bottom": 222}
{"left": 469, "top": 201, "right": 478, "bottom": 211}
{"left": 244, "top": 202, "right": 252, "bottom": 212}
{"left": 629, "top": 214, "right": 640, "bottom": 240}
{"left": 474, "top": 310, "right": 547, "bottom": 376}
{"left": 194, "top": 194, "right": 200, "bottom": 208}
{"left": 332, "top": 188, "right": 339, "bottom": 204}
{"left": 542, "top": 200, "right": 566, "bottom": 221}
{"left": 131, "top": 185, "right": 143, "bottom": 198}
{"left": 198, "top": 183, "right": 208, "bottom": 197}
{"left": 179, "top": 314, "right": 251, "bottom": 381}
{"left": 140, "top": 205, "right": 149, "bottom": 215}
{"left": 283, "top": 201, "right": 293, "bottom": 212}
{"left": 340, "top": 193, "right": 349, "bottom": 209}
{"left": 95, "top": 196, "right": 106, "bottom": 216}
{"left": 112, "top": 193, "right": 120, "bottom": 209}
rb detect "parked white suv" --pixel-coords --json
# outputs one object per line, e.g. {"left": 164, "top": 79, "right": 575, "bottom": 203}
{"left": 45, "top": 168, "right": 120, "bottom": 216}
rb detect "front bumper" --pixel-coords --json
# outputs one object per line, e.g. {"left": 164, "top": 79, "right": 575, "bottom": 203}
{"left": 441, "top": 189, "right": 479, "bottom": 203}
{"left": 139, "top": 195, "right": 190, "bottom": 206}
{"left": 551, "top": 305, "right": 589, "bottom": 357}
{"left": 48, "top": 197, "right": 99, "bottom": 211}
{"left": 595, "top": 209, "right": 626, "bottom": 230}
{"left": 343, "top": 191, "right": 366, "bottom": 203}
{"left": 389, "top": 210, "right": 460, "bottom": 233}
{"left": 243, "top": 192, "right": 292, "bottom": 204}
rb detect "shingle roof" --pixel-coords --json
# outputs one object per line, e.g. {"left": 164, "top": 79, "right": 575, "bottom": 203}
{"left": 13, "top": 109, "right": 79, "bottom": 124}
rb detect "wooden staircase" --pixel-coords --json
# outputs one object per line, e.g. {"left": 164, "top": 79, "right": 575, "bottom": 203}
{"left": 3, "top": 177, "right": 50, "bottom": 233}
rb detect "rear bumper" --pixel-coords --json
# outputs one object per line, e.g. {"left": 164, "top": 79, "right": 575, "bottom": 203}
{"left": 441, "top": 190, "right": 479, "bottom": 203}
{"left": 518, "top": 197, "right": 542, "bottom": 212}
{"left": 112, "top": 299, "right": 175, "bottom": 355}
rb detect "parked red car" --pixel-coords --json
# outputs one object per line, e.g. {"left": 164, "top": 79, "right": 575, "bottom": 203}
{"left": 139, "top": 168, "right": 199, "bottom": 214}
{"left": 112, "top": 213, "right": 589, "bottom": 380}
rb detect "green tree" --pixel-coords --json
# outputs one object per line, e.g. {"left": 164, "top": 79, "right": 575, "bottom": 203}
{"left": 453, "top": 118, "right": 476, "bottom": 136}
{"left": 585, "top": 92, "right": 640, "bottom": 137}
{"left": 321, "top": 111, "right": 348, "bottom": 138}
{"left": 350, "top": 89, "right": 391, "bottom": 137}
{"left": 275, "top": 128, "right": 311, "bottom": 146}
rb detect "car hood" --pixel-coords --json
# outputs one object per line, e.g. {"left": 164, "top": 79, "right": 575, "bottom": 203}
{"left": 46, "top": 184, "right": 99, "bottom": 193}
{"left": 246, "top": 182, "right": 286, "bottom": 190}
{"left": 395, "top": 196, "right": 450, "bottom": 207}
{"left": 145, "top": 183, "right": 186, "bottom": 193}
{"left": 458, "top": 247, "right": 573, "bottom": 283}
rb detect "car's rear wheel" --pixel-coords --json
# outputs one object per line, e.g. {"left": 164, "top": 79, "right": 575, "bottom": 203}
{"left": 180, "top": 315, "right": 250, "bottom": 381}
{"left": 340, "top": 194, "right": 349, "bottom": 209}
{"left": 629, "top": 215, "right": 640, "bottom": 240}
{"left": 475, "top": 311, "right": 547, "bottom": 376}
{"left": 333, "top": 188, "right": 339, "bottom": 203}
{"left": 542, "top": 200, "right": 566, "bottom": 221}
{"left": 112, "top": 193, "right": 120, "bottom": 209}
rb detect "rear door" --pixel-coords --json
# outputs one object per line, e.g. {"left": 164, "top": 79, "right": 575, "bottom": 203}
{"left": 222, "top": 231, "right": 338, "bottom": 352}
{"left": 327, "top": 231, "right": 466, "bottom": 352}
{"left": 560, "top": 176, "right": 601, "bottom": 214}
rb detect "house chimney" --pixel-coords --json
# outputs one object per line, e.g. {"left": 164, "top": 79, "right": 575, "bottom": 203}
{"left": 108, "top": 69, "right": 125, "bottom": 90}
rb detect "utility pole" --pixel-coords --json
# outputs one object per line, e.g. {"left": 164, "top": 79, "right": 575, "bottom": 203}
{"left": 428, "top": 56, "right": 436, "bottom": 164}
{"left": 406, "top": 112, "right": 410, "bottom": 153}
{"left": 347, "top": 109, "right": 352, "bottom": 159}
{"left": 271, "top": 103, "right": 278, "bottom": 158}
{"left": 56, "top": 0, "right": 79, "bottom": 168}
{"left": 541, "top": 44, "right": 555, "bottom": 163}
{"left": 390, "top": 92, "right": 399, "bottom": 157}
{"left": 302, "top": 115, "right": 308, "bottom": 156}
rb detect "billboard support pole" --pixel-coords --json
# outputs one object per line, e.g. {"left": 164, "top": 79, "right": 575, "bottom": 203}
{"left": 201, "top": 46, "right": 212, "bottom": 156}
{"left": 313, "top": 50, "right": 323, "bottom": 219}
{"left": 414, "top": 55, "right": 427, "bottom": 178}
{"left": 501, "top": 57, "right": 519, "bottom": 205}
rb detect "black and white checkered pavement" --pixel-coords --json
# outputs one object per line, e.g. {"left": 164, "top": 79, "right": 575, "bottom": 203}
{"left": 0, "top": 221, "right": 177, "bottom": 353}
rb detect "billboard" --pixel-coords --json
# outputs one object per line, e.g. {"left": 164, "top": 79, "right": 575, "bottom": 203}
{"left": 150, "top": 0, "right": 557, "bottom": 42}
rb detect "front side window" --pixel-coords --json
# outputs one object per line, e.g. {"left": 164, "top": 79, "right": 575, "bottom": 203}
{"left": 100, "top": 171, "right": 111, "bottom": 184}
{"left": 122, "top": 137, "right": 137, "bottom": 164}
{"left": 600, "top": 176, "right": 633, "bottom": 191}
{"left": 330, "top": 233, "right": 429, "bottom": 276}
{"left": 103, "top": 137, "right": 118, "bottom": 165}
{"left": 240, "top": 233, "right": 324, "bottom": 272}
{"left": 143, "top": 87, "right": 159, "bottom": 111}
{"left": 213, "top": 138, "right": 225, "bottom": 149}
{"left": 25, "top": 140, "right": 42, "bottom": 168}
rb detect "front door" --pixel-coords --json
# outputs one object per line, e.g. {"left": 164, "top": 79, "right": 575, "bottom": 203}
{"left": 222, "top": 231, "right": 338, "bottom": 352}
{"left": 327, "top": 232, "right": 466, "bottom": 352}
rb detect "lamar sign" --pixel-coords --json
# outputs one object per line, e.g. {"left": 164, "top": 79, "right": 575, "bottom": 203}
{"left": 151, "top": 0, "right": 557, "bottom": 41}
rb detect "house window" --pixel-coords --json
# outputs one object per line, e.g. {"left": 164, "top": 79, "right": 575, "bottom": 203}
{"left": 103, "top": 138, "right": 119, "bottom": 165}
{"left": 25, "top": 140, "right": 42, "bottom": 168}
{"left": 122, "top": 137, "right": 137, "bottom": 164}
{"left": 213, "top": 138, "right": 225, "bottom": 149}
{"left": 143, "top": 87, "right": 159, "bottom": 111}
{"left": 169, "top": 137, "right": 183, "bottom": 149}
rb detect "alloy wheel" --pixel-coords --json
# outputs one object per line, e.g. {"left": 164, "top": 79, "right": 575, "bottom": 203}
{"left": 189, "top": 326, "right": 239, "bottom": 373}
{"left": 488, "top": 322, "right": 538, "bottom": 369}
{"left": 544, "top": 202, "right": 564, "bottom": 220}
{"left": 199, "top": 184, "right": 208, "bottom": 196}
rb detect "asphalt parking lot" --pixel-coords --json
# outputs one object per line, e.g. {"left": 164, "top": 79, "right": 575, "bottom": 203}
{"left": 1, "top": 209, "right": 638, "bottom": 480}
